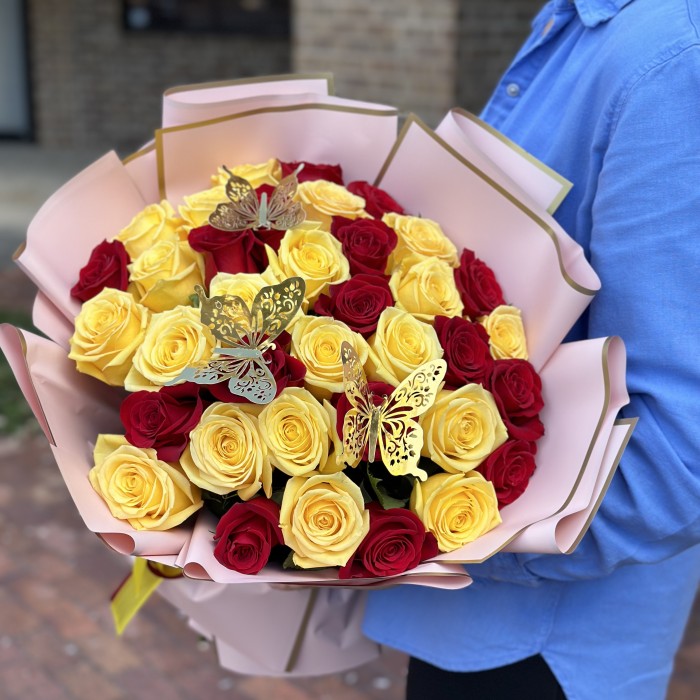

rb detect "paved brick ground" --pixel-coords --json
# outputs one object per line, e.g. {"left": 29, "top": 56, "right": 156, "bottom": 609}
{"left": 0, "top": 269, "right": 698, "bottom": 700}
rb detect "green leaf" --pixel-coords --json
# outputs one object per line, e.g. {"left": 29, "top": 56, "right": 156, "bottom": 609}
{"left": 282, "top": 550, "right": 301, "bottom": 570}
{"left": 270, "top": 489, "right": 285, "bottom": 507}
{"left": 281, "top": 550, "right": 333, "bottom": 572}
{"left": 367, "top": 468, "right": 410, "bottom": 509}
{"left": 201, "top": 490, "right": 241, "bottom": 518}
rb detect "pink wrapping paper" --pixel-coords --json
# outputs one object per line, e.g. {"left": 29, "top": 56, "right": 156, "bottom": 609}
{"left": 161, "top": 74, "right": 334, "bottom": 128}
{"left": 377, "top": 117, "right": 599, "bottom": 371}
{"left": 14, "top": 152, "right": 149, "bottom": 326}
{"left": 157, "top": 579, "right": 381, "bottom": 676}
{"left": 0, "top": 325, "right": 190, "bottom": 557}
{"left": 122, "top": 144, "right": 160, "bottom": 205}
{"left": 32, "top": 292, "right": 73, "bottom": 349}
{"left": 434, "top": 109, "right": 572, "bottom": 215}
{"left": 157, "top": 94, "right": 398, "bottom": 204}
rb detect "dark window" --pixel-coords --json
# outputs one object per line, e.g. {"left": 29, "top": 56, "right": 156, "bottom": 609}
{"left": 123, "top": 0, "right": 290, "bottom": 36}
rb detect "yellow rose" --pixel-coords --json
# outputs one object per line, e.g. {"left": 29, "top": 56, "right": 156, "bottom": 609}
{"left": 411, "top": 471, "right": 501, "bottom": 552}
{"left": 366, "top": 307, "right": 443, "bottom": 385}
{"left": 89, "top": 435, "right": 202, "bottom": 531}
{"left": 389, "top": 257, "right": 464, "bottom": 322}
{"left": 383, "top": 213, "right": 459, "bottom": 270}
{"left": 258, "top": 387, "right": 332, "bottom": 476}
{"left": 211, "top": 159, "right": 282, "bottom": 188}
{"left": 421, "top": 385, "right": 508, "bottom": 473}
{"left": 178, "top": 184, "right": 227, "bottom": 230}
{"left": 280, "top": 472, "right": 370, "bottom": 568}
{"left": 209, "top": 271, "right": 267, "bottom": 305}
{"left": 481, "top": 305, "right": 529, "bottom": 360}
{"left": 69, "top": 288, "right": 149, "bottom": 386}
{"left": 128, "top": 240, "right": 204, "bottom": 312}
{"left": 321, "top": 399, "right": 348, "bottom": 474}
{"left": 115, "top": 201, "right": 184, "bottom": 259}
{"left": 296, "top": 180, "right": 368, "bottom": 230}
{"left": 125, "top": 305, "right": 215, "bottom": 391}
{"left": 264, "top": 227, "right": 350, "bottom": 304}
{"left": 180, "top": 402, "right": 271, "bottom": 499}
{"left": 291, "top": 315, "right": 369, "bottom": 400}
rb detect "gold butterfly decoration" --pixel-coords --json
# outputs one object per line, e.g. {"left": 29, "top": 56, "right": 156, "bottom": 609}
{"left": 340, "top": 341, "right": 447, "bottom": 480}
{"left": 168, "top": 277, "right": 306, "bottom": 404}
{"left": 209, "top": 166, "right": 306, "bottom": 232}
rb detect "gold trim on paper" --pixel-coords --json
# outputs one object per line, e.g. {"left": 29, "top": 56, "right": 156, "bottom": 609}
{"left": 122, "top": 142, "right": 155, "bottom": 166}
{"left": 156, "top": 102, "right": 399, "bottom": 200}
{"left": 11, "top": 327, "right": 56, "bottom": 446}
{"left": 163, "top": 73, "right": 336, "bottom": 97}
{"left": 451, "top": 108, "right": 573, "bottom": 214}
{"left": 284, "top": 587, "right": 319, "bottom": 673}
{"left": 443, "top": 337, "right": 622, "bottom": 564}
{"left": 374, "top": 115, "right": 596, "bottom": 297}
{"left": 562, "top": 337, "right": 614, "bottom": 504}
{"left": 12, "top": 241, "right": 26, "bottom": 261}
{"left": 563, "top": 417, "right": 637, "bottom": 554}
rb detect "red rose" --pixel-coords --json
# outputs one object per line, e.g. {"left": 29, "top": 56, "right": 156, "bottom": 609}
{"left": 120, "top": 383, "right": 204, "bottom": 462}
{"left": 334, "top": 381, "right": 395, "bottom": 462}
{"left": 339, "top": 503, "right": 438, "bottom": 579}
{"left": 314, "top": 274, "right": 394, "bottom": 336}
{"left": 331, "top": 217, "right": 398, "bottom": 276}
{"left": 455, "top": 248, "right": 506, "bottom": 318}
{"left": 214, "top": 497, "right": 283, "bottom": 575}
{"left": 206, "top": 332, "right": 306, "bottom": 403}
{"left": 346, "top": 181, "right": 405, "bottom": 219}
{"left": 280, "top": 160, "right": 344, "bottom": 185}
{"left": 70, "top": 239, "right": 130, "bottom": 302}
{"left": 489, "top": 359, "right": 545, "bottom": 441}
{"left": 477, "top": 440, "right": 537, "bottom": 507}
{"left": 188, "top": 184, "right": 284, "bottom": 285}
{"left": 188, "top": 223, "right": 283, "bottom": 286}
{"left": 434, "top": 315, "right": 494, "bottom": 389}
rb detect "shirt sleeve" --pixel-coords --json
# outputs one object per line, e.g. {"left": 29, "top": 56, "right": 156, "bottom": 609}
{"left": 470, "top": 44, "right": 700, "bottom": 585}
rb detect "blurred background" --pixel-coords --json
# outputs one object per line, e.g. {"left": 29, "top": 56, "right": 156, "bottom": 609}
{"left": 0, "top": 1, "right": 697, "bottom": 698}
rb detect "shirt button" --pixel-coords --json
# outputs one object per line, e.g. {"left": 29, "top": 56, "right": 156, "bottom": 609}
{"left": 506, "top": 83, "right": 521, "bottom": 97}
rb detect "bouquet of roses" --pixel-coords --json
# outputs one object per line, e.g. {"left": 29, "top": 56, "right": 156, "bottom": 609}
{"left": 0, "top": 75, "right": 634, "bottom": 675}
{"left": 67, "top": 148, "right": 547, "bottom": 579}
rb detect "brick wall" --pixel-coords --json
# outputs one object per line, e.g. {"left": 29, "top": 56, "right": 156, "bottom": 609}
{"left": 27, "top": 0, "right": 290, "bottom": 152}
{"left": 26, "top": 0, "right": 541, "bottom": 148}
{"left": 292, "top": 0, "right": 459, "bottom": 126}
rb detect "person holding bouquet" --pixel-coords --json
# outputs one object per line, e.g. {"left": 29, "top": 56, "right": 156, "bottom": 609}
{"left": 363, "top": 1, "right": 700, "bottom": 698}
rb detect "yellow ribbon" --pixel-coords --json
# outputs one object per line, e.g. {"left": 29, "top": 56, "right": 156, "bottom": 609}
{"left": 110, "top": 558, "right": 183, "bottom": 635}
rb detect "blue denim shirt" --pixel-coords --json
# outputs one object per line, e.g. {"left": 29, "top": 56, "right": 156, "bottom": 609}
{"left": 363, "top": 2, "right": 700, "bottom": 697}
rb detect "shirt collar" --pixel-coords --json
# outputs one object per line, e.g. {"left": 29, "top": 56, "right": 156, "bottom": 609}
{"left": 573, "top": 0, "right": 636, "bottom": 28}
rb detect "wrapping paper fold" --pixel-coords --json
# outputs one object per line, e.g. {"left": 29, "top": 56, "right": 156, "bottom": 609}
{"left": 1, "top": 76, "right": 636, "bottom": 676}
{"left": 434, "top": 109, "right": 572, "bottom": 216}
{"left": 156, "top": 93, "right": 398, "bottom": 204}
{"left": 377, "top": 116, "right": 600, "bottom": 371}
{"left": 157, "top": 579, "right": 381, "bottom": 676}
{"left": 0, "top": 324, "right": 191, "bottom": 558}
{"left": 161, "top": 74, "right": 335, "bottom": 128}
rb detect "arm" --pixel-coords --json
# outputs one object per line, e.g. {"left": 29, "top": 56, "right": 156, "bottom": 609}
{"left": 471, "top": 45, "right": 700, "bottom": 585}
